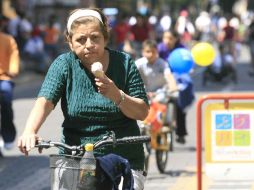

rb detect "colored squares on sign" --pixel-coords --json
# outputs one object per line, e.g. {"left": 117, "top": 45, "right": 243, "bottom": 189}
{"left": 216, "top": 131, "right": 232, "bottom": 146}
{"left": 234, "top": 114, "right": 250, "bottom": 129}
{"left": 215, "top": 114, "right": 232, "bottom": 130}
{"left": 234, "top": 131, "right": 250, "bottom": 146}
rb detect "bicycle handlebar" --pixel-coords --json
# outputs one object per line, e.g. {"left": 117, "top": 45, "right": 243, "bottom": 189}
{"left": 94, "top": 135, "right": 151, "bottom": 149}
{"left": 147, "top": 88, "right": 179, "bottom": 103}
{"left": 35, "top": 140, "right": 82, "bottom": 151}
{"left": 35, "top": 133, "right": 151, "bottom": 155}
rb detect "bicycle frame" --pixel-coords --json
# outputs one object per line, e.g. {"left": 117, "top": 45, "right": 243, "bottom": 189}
{"left": 139, "top": 91, "right": 178, "bottom": 173}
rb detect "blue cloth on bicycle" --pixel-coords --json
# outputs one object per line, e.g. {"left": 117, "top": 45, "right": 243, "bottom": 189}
{"left": 97, "top": 153, "right": 134, "bottom": 190}
{"left": 173, "top": 73, "right": 195, "bottom": 110}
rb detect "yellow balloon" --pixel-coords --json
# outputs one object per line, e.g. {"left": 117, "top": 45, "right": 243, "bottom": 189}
{"left": 191, "top": 42, "right": 216, "bottom": 66}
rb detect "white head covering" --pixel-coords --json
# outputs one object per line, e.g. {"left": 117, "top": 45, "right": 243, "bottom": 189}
{"left": 67, "top": 9, "right": 103, "bottom": 33}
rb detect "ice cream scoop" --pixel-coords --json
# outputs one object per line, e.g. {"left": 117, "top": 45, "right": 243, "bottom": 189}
{"left": 91, "top": 62, "right": 104, "bottom": 78}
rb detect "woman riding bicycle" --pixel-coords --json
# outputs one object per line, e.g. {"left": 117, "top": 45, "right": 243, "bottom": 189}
{"left": 18, "top": 8, "right": 149, "bottom": 190}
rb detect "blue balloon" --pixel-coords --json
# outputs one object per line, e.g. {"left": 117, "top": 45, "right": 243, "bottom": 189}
{"left": 167, "top": 48, "right": 194, "bottom": 74}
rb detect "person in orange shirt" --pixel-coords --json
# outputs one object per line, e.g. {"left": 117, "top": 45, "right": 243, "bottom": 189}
{"left": 0, "top": 14, "right": 20, "bottom": 153}
{"left": 44, "top": 15, "right": 60, "bottom": 60}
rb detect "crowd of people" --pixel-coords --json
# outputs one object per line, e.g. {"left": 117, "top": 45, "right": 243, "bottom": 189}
{"left": 2, "top": 11, "right": 60, "bottom": 74}
{"left": 0, "top": 4, "right": 254, "bottom": 189}
{"left": 2, "top": 6, "right": 254, "bottom": 75}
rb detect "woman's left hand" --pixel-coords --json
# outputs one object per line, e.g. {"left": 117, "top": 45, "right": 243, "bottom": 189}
{"left": 95, "top": 75, "right": 121, "bottom": 104}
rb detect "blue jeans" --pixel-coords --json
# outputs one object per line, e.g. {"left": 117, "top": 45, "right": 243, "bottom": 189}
{"left": 0, "top": 80, "right": 16, "bottom": 143}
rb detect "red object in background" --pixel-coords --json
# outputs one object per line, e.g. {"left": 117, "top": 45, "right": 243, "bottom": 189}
{"left": 180, "top": 10, "right": 188, "bottom": 17}
{"left": 223, "top": 25, "right": 235, "bottom": 41}
{"left": 31, "top": 27, "right": 41, "bottom": 37}
{"left": 114, "top": 23, "right": 130, "bottom": 44}
{"left": 131, "top": 23, "right": 151, "bottom": 42}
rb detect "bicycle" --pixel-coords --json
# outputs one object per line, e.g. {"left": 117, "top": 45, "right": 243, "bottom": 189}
{"left": 35, "top": 131, "right": 150, "bottom": 190}
{"left": 139, "top": 90, "right": 178, "bottom": 173}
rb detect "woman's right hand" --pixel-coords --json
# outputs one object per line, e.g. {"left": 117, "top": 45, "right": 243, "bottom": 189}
{"left": 18, "top": 132, "right": 41, "bottom": 156}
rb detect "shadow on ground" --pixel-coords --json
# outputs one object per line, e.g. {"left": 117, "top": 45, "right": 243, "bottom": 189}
{"left": 147, "top": 169, "right": 196, "bottom": 180}
{"left": 0, "top": 156, "right": 50, "bottom": 190}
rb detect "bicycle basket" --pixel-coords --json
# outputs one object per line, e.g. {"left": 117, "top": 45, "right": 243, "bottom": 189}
{"left": 50, "top": 154, "right": 114, "bottom": 190}
{"left": 50, "top": 154, "right": 82, "bottom": 190}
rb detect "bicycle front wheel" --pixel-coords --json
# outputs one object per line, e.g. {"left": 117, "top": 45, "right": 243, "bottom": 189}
{"left": 139, "top": 123, "right": 151, "bottom": 173}
{"left": 144, "top": 142, "right": 150, "bottom": 173}
{"left": 155, "top": 133, "right": 169, "bottom": 173}
{"left": 166, "top": 99, "right": 177, "bottom": 151}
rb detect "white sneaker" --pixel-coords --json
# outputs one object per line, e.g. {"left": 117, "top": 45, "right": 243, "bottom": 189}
{"left": 4, "top": 142, "right": 14, "bottom": 150}
{"left": 0, "top": 138, "right": 4, "bottom": 151}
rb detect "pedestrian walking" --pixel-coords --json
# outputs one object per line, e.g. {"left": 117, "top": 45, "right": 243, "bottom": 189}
{"left": 173, "top": 72, "right": 195, "bottom": 144}
{"left": 0, "top": 14, "right": 20, "bottom": 151}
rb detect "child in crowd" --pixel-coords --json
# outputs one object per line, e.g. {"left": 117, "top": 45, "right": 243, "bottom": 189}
{"left": 135, "top": 39, "right": 177, "bottom": 101}
{"left": 157, "top": 30, "right": 185, "bottom": 61}
{"left": 135, "top": 39, "right": 178, "bottom": 137}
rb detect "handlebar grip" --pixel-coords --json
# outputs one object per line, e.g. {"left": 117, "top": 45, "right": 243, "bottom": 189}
{"left": 116, "top": 135, "right": 151, "bottom": 144}
{"left": 35, "top": 140, "right": 80, "bottom": 152}
{"left": 35, "top": 140, "right": 51, "bottom": 149}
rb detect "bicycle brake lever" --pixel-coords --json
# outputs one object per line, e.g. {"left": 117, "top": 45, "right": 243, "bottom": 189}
{"left": 93, "top": 131, "right": 117, "bottom": 149}
{"left": 109, "top": 131, "right": 116, "bottom": 147}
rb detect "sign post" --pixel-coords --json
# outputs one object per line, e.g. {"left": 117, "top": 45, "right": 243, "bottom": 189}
{"left": 196, "top": 94, "right": 254, "bottom": 190}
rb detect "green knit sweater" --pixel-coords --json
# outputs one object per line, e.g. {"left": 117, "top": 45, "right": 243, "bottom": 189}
{"left": 38, "top": 48, "right": 148, "bottom": 170}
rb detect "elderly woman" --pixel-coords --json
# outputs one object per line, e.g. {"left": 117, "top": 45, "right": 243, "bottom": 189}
{"left": 18, "top": 8, "right": 149, "bottom": 190}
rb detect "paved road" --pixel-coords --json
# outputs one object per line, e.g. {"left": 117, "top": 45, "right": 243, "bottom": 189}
{"left": 0, "top": 44, "right": 254, "bottom": 190}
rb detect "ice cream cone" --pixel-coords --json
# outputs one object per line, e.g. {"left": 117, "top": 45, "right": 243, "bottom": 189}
{"left": 91, "top": 62, "right": 104, "bottom": 78}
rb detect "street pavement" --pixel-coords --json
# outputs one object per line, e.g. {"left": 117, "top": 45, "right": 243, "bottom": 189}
{"left": 0, "top": 44, "right": 254, "bottom": 190}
